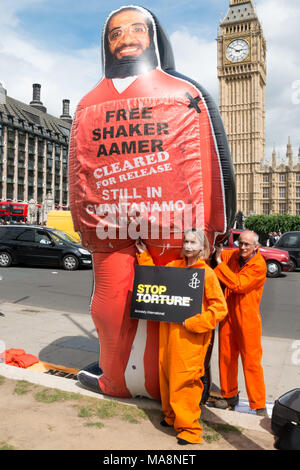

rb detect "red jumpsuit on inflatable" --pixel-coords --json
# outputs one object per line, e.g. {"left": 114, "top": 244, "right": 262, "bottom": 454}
{"left": 69, "top": 6, "right": 236, "bottom": 399}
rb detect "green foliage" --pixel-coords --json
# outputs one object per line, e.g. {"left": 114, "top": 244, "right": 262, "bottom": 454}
{"left": 13, "top": 380, "right": 35, "bottom": 395}
{"left": 0, "top": 440, "right": 16, "bottom": 450}
{"left": 34, "top": 388, "right": 81, "bottom": 403}
{"left": 245, "top": 214, "right": 300, "bottom": 237}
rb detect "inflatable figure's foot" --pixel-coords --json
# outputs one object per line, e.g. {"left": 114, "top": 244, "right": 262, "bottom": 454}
{"left": 160, "top": 419, "right": 172, "bottom": 428}
{"left": 77, "top": 362, "right": 103, "bottom": 394}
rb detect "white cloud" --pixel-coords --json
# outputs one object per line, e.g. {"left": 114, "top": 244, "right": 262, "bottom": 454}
{"left": 256, "top": 0, "right": 300, "bottom": 160}
{"left": 0, "top": 1, "right": 102, "bottom": 117}
{"left": 170, "top": 28, "right": 218, "bottom": 99}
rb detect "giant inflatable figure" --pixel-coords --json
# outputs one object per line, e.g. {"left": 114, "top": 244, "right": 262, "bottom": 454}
{"left": 69, "top": 5, "right": 236, "bottom": 400}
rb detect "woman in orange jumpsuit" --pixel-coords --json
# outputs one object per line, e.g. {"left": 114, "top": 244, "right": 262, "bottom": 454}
{"left": 136, "top": 229, "right": 227, "bottom": 445}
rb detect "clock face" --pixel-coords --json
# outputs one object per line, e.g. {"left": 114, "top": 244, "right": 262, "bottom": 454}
{"left": 226, "top": 39, "right": 249, "bottom": 63}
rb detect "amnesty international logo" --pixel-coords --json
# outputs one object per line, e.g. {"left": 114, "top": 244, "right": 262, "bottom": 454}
{"left": 189, "top": 272, "right": 201, "bottom": 289}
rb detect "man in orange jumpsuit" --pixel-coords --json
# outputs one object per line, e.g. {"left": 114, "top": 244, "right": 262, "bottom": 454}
{"left": 136, "top": 229, "right": 228, "bottom": 445}
{"left": 214, "top": 230, "right": 267, "bottom": 416}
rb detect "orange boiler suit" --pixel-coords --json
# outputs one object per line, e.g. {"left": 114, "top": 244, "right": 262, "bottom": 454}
{"left": 214, "top": 249, "right": 267, "bottom": 410}
{"left": 136, "top": 250, "right": 228, "bottom": 444}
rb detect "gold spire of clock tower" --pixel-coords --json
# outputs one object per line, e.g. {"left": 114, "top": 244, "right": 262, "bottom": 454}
{"left": 218, "top": 0, "right": 266, "bottom": 216}
{"left": 230, "top": 0, "right": 253, "bottom": 6}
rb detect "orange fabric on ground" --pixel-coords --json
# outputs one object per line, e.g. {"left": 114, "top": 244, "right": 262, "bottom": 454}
{"left": 5, "top": 349, "right": 39, "bottom": 368}
{"left": 214, "top": 249, "right": 267, "bottom": 410}
{"left": 136, "top": 250, "right": 227, "bottom": 443}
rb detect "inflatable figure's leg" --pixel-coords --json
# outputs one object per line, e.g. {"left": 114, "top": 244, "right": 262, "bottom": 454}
{"left": 78, "top": 245, "right": 160, "bottom": 400}
{"left": 200, "top": 329, "right": 215, "bottom": 404}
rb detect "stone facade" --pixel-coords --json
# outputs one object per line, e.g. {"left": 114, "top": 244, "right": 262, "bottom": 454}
{"left": 259, "top": 139, "right": 300, "bottom": 216}
{"left": 0, "top": 83, "right": 72, "bottom": 212}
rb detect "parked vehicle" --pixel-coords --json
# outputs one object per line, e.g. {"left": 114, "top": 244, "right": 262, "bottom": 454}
{"left": 274, "top": 231, "right": 300, "bottom": 271}
{"left": 223, "top": 229, "right": 292, "bottom": 278}
{"left": 0, "top": 225, "right": 92, "bottom": 270}
{"left": 46, "top": 210, "right": 81, "bottom": 242}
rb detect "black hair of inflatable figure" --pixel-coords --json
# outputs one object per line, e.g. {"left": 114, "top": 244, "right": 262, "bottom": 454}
{"left": 102, "top": 5, "right": 236, "bottom": 237}
{"left": 102, "top": 6, "right": 175, "bottom": 78}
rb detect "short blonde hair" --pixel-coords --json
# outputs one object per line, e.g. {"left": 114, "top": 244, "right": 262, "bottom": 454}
{"left": 181, "top": 228, "right": 210, "bottom": 261}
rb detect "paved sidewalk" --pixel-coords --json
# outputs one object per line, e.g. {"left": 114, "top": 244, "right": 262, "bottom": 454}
{"left": 0, "top": 300, "right": 298, "bottom": 443}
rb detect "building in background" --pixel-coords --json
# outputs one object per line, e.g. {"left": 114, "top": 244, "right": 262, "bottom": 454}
{"left": 0, "top": 82, "right": 72, "bottom": 223}
{"left": 218, "top": 0, "right": 300, "bottom": 217}
{"left": 259, "top": 139, "right": 300, "bottom": 216}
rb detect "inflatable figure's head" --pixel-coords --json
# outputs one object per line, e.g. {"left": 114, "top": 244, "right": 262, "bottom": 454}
{"left": 102, "top": 5, "right": 175, "bottom": 78}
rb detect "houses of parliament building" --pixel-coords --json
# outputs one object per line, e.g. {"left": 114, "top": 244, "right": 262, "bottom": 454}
{"left": 0, "top": 0, "right": 299, "bottom": 219}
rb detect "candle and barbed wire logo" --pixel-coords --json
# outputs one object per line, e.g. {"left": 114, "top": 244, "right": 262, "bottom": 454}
{"left": 188, "top": 272, "right": 201, "bottom": 289}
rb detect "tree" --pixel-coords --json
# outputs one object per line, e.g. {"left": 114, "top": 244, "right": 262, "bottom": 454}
{"left": 245, "top": 214, "right": 300, "bottom": 239}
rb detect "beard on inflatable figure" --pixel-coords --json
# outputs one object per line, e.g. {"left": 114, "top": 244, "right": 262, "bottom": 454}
{"left": 69, "top": 5, "right": 236, "bottom": 400}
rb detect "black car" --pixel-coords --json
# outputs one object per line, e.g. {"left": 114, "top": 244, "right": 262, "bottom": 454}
{"left": 274, "top": 231, "right": 300, "bottom": 271}
{"left": 0, "top": 225, "right": 92, "bottom": 270}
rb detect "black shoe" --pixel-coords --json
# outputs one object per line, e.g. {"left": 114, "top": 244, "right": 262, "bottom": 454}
{"left": 214, "top": 393, "right": 239, "bottom": 410}
{"left": 77, "top": 369, "right": 103, "bottom": 394}
{"left": 80, "top": 362, "right": 102, "bottom": 376}
{"left": 255, "top": 407, "right": 268, "bottom": 417}
{"left": 177, "top": 438, "right": 190, "bottom": 445}
{"left": 160, "top": 419, "right": 172, "bottom": 427}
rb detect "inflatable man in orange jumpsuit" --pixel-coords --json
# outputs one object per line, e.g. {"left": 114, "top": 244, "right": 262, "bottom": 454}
{"left": 214, "top": 230, "right": 267, "bottom": 416}
{"left": 69, "top": 5, "right": 236, "bottom": 399}
{"left": 135, "top": 229, "right": 228, "bottom": 445}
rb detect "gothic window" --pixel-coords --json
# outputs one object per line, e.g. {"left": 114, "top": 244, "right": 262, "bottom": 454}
{"left": 296, "top": 203, "right": 300, "bottom": 216}
{"left": 262, "top": 203, "right": 269, "bottom": 214}
{"left": 296, "top": 186, "right": 300, "bottom": 198}
{"left": 279, "top": 187, "right": 286, "bottom": 199}
{"left": 263, "top": 187, "right": 269, "bottom": 198}
{"left": 279, "top": 203, "right": 286, "bottom": 214}
{"left": 279, "top": 173, "right": 286, "bottom": 183}
{"left": 263, "top": 174, "right": 269, "bottom": 183}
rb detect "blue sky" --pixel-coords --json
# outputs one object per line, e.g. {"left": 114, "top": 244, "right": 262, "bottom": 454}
{"left": 1, "top": 0, "right": 300, "bottom": 162}
{"left": 12, "top": 0, "right": 225, "bottom": 50}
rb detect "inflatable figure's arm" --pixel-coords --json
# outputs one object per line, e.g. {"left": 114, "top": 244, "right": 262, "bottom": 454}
{"left": 68, "top": 105, "right": 82, "bottom": 234}
{"left": 184, "top": 267, "right": 228, "bottom": 333}
{"left": 197, "top": 83, "right": 236, "bottom": 234}
{"left": 169, "top": 71, "right": 236, "bottom": 239}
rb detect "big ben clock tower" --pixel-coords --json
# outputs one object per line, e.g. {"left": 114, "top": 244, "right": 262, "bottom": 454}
{"left": 218, "top": 0, "right": 266, "bottom": 215}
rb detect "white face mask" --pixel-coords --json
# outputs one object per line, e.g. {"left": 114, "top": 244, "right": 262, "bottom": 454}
{"left": 182, "top": 232, "right": 203, "bottom": 259}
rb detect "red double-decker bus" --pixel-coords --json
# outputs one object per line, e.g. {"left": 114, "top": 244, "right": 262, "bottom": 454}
{"left": 0, "top": 201, "right": 69, "bottom": 223}
{"left": 0, "top": 201, "right": 42, "bottom": 223}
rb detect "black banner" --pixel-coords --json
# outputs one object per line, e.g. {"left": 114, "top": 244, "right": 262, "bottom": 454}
{"left": 130, "top": 265, "right": 205, "bottom": 323}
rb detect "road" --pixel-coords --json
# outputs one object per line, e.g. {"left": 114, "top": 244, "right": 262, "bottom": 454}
{"left": 0, "top": 266, "right": 94, "bottom": 315}
{"left": 0, "top": 265, "right": 299, "bottom": 340}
